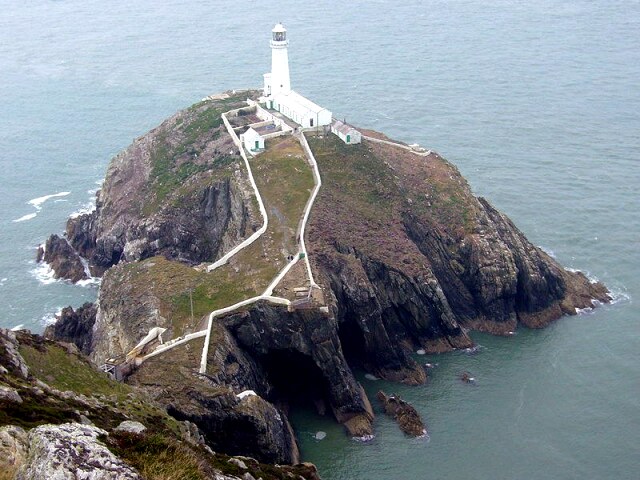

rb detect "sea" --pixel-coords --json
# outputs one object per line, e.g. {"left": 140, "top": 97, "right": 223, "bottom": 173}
{"left": 0, "top": 1, "right": 638, "bottom": 478}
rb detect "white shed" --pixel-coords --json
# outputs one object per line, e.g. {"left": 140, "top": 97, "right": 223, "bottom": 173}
{"left": 241, "top": 127, "right": 264, "bottom": 153}
{"left": 331, "top": 120, "right": 361, "bottom": 145}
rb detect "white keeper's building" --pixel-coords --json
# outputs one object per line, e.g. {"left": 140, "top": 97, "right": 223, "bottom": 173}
{"left": 262, "top": 23, "right": 332, "bottom": 128}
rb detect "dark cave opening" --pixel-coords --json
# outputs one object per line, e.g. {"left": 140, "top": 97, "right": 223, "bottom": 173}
{"left": 260, "top": 349, "right": 331, "bottom": 412}
{"left": 337, "top": 314, "right": 368, "bottom": 367}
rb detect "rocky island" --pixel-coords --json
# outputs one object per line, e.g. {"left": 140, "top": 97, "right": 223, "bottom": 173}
{"left": 0, "top": 86, "right": 611, "bottom": 478}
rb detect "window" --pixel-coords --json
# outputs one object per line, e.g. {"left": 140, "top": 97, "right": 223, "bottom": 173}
{"left": 310, "top": 118, "right": 314, "bottom": 127}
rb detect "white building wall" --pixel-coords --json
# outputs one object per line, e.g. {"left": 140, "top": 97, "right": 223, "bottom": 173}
{"left": 317, "top": 110, "right": 332, "bottom": 127}
{"left": 241, "top": 128, "right": 264, "bottom": 153}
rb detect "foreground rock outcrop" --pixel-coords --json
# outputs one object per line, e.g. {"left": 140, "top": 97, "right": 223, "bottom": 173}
{"left": 38, "top": 92, "right": 610, "bottom": 469}
{"left": 16, "top": 423, "right": 141, "bottom": 480}
{"left": 0, "top": 328, "right": 321, "bottom": 480}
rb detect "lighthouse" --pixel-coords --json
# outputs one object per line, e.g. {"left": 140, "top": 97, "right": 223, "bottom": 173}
{"left": 262, "top": 23, "right": 332, "bottom": 128}
{"left": 263, "top": 23, "right": 290, "bottom": 97}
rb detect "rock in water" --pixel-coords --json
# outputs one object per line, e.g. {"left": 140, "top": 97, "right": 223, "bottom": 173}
{"left": 16, "top": 423, "right": 141, "bottom": 480}
{"left": 376, "top": 391, "right": 426, "bottom": 437}
{"left": 38, "top": 234, "right": 88, "bottom": 283}
{"left": 460, "top": 371, "right": 476, "bottom": 384}
{"left": 314, "top": 431, "right": 327, "bottom": 440}
{"left": 44, "top": 302, "right": 97, "bottom": 355}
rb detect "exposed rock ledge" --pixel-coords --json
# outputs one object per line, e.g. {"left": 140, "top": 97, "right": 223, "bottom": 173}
{"left": 377, "top": 390, "right": 426, "bottom": 437}
{"left": 40, "top": 92, "right": 611, "bottom": 467}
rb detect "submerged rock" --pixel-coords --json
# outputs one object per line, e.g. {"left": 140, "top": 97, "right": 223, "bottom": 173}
{"left": 460, "top": 371, "right": 476, "bottom": 384}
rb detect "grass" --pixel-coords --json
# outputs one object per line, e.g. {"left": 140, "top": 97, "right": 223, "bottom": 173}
{"left": 105, "top": 430, "right": 319, "bottom": 480}
{"left": 307, "top": 134, "right": 399, "bottom": 223}
{"left": 305, "top": 131, "right": 479, "bottom": 276}
{"left": 18, "top": 343, "right": 130, "bottom": 399}
{"left": 120, "top": 135, "right": 315, "bottom": 339}
{"left": 143, "top": 93, "right": 251, "bottom": 215}
{"left": 0, "top": 333, "right": 180, "bottom": 434}
{"left": 252, "top": 136, "right": 315, "bottom": 234}
{"left": 107, "top": 432, "right": 207, "bottom": 480}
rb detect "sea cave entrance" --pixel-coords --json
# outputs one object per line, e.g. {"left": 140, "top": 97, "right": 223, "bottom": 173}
{"left": 337, "top": 314, "right": 368, "bottom": 367}
{"left": 259, "top": 349, "right": 330, "bottom": 413}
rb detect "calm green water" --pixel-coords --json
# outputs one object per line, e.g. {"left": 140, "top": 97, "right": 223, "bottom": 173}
{"left": 1, "top": 1, "right": 638, "bottom": 478}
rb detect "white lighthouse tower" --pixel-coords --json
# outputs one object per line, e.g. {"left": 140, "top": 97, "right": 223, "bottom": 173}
{"left": 261, "top": 23, "right": 332, "bottom": 128}
{"left": 263, "top": 23, "right": 290, "bottom": 97}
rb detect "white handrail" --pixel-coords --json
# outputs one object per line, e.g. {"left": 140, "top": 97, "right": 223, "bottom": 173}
{"left": 198, "top": 295, "right": 291, "bottom": 373}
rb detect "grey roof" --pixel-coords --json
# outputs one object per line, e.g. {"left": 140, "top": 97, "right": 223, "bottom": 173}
{"left": 332, "top": 120, "right": 358, "bottom": 135}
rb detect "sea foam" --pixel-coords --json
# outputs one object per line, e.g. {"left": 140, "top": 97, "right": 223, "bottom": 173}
{"left": 28, "top": 191, "right": 71, "bottom": 210}
{"left": 31, "top": 260, "right": 58, "bottom": 285}
{"left": 41, "top": 307, "right": 63, "bottom": 327}
{"left": 13, "top": 213, "right": 37, "bottom": 223}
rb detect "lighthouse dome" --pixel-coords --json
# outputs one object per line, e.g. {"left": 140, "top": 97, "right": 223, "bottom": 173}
{"left": 271, "top": 23, "right": 288, "bottom": 44}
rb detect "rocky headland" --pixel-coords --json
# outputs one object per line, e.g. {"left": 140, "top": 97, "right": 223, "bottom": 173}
{"left": 10, "top": 90, "right": 610, "bottom": 476}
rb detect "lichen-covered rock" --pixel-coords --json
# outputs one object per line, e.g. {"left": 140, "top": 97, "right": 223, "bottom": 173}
{"left": 0, "top": 329, "right": 29, "bottom": 379}
{"left": 0, "top": 425, "right": 28, "bottom": 474}
{"left": 0, "top": 385, "right": 22, "bottom": 403}
{"left": 114, "top": 420, "right": 146, "bottom": 435}
{"left": 16, "top": 423, "right": 141, "bottom": 480}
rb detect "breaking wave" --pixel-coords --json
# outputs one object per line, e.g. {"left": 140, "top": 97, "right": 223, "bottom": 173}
{"left": 13, "top": 212, "right": 38, "bottom": 223}
{"left": 41, "top": 307, "right": 63, "bottom": 327}
{"left": 31, "top": 259, "right": 57, "bottom": 285}
{"left": 28, "top": 191, "right": 71, "bottom": 209}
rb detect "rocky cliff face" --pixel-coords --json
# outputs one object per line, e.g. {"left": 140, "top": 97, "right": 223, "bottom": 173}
{"left": 43, "top": 302, "right": 96, "bottom": 356}
{"left": 305, "top": 133, "right": 609, "bottom": 382}
{"left": 42, "top": 92, "right": 259, "bottom": 278}
{"left": 39, "top": 93, "right": 610, "bottom": 469}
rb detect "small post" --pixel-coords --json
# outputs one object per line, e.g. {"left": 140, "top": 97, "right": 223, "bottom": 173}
{"left": 189, "top": 289, "right": 194, "bottom": 324}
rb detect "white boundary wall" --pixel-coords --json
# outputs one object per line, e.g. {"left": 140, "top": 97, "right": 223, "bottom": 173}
{"left": 296, "top": 132, "right": 321, "bottom": 288}
{"left": 361, "top": 134, "right": 431, "bottom": 156}
{"left": 207, "top": 112, "right": 269, "bottom": 271}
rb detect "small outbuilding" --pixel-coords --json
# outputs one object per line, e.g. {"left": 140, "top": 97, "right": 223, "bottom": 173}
{"left": 331, "top": 120, "right": 361, "bottom": 145}
{"left": 240, "top": 127, "right": 264, "bottom": 153}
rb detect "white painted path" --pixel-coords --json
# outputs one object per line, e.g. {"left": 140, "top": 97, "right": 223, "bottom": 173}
{"left": 134, "top": 102, "right": 324, "bottom": 374}
{"left": 207, "top": 111, "right": 269, "bottom": 272}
